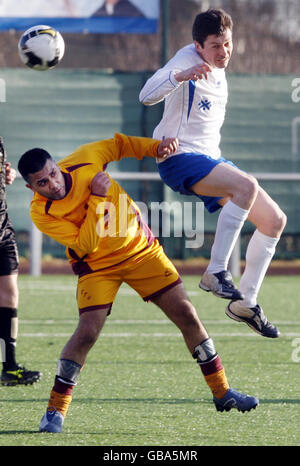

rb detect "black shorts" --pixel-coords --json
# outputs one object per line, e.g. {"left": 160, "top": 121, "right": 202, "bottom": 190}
{"left": 0, "top": 217, "right": 19, "bottom": 276}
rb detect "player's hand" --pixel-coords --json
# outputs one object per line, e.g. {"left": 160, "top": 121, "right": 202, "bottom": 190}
{"left": 174, "top": 63, "right": 212, "bottom": 82}
{"left": 157, "top": 137, "right": 179, "bottom": 159}
{"left": 5, "top": 162, "right": 17, "bottom": 185}
{"left": 91, "top": 171, "right": 111, "bottom": 197}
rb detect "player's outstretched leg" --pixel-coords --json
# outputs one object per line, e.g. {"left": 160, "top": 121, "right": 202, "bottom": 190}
{"left": 225, "top": 300, "right": 280, "bottom": 338}
{"left": 39, "top": 359, "right": 80, "bottom": 433}
{"left": 193, "top": 338, "right": 259, "bottom": 413}
{"left": 39, "top": 308, "right": 108, "bottom": 433}
{"left": 153, "top": 283, "right": 258, "bottom": 413}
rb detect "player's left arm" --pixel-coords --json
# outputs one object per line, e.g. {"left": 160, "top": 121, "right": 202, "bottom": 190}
{"left": 156, "top": 137, "right": 179, "bottom": 159}
{"left": 107, "top": 133, "right": 178, "bottom": 162}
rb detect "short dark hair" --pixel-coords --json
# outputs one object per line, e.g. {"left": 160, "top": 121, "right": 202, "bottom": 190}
{"left": 18, "top": 148, "right": 52, "bottom": 183}
{"left": 192, "top": 9, "right": 233, "bottom": 47}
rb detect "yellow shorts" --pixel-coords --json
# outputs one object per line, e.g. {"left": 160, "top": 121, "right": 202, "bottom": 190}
{"left": 77, "top": 240, "right": 181, "bottom": 314}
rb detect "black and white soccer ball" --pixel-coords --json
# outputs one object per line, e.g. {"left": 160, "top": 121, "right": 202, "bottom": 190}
{"left": 18, "top": 25, "right": 65, "bottom": 71}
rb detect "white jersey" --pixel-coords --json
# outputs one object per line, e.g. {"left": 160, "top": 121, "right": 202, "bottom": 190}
{"left": 139, "top": 43, "right": 228, "bottom": 161}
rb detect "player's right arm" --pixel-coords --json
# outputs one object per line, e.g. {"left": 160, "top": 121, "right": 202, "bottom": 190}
{"left": 139, "top": 63, "right": 211, "bottom": 106}
{"left": 173, "top": 63, "right": 211, "bottom": 83}
{"left": 139, "top": 67, "right": 184, "bottom": 105}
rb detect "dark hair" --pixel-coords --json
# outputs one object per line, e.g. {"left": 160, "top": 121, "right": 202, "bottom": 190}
{"left": 192, "top": 9, "right": 233, "bottom": 47}
{"left": 18, "top": 148, "right": 52, "bottom": 182}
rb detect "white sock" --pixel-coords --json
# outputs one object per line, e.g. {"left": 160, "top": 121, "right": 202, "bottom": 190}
{"left": 239, "top": 229, "right": 279, "bottom": 307}
{"left": 206, "top": 200, "right": 249, "bottom": 274}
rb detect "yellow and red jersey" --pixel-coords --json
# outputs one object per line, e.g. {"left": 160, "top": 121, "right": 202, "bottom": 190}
{"left": 30, "top": 133, "right": 161, "bottom": 276}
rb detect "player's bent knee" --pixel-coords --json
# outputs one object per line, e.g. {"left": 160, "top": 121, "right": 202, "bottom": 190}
{"left": 76, "top": 308, "right": 108, "bottom": 345}
{"left": 76, "top": 322, "right": 101, "bottom": 347}
{"left": 232, "top": 174, "right": 258, "bottom": 207}
{"left": 240, "top": 175, "right": 259, "bottom": 200}
{"left": 272, "top": 209, "right": 287, "bottom": 235}
{"left": 279, "top": 209, "right": 287, "bottom": 229}
{"left": 78, "top": 330, "right": 99, "bottom": 347}
{"left": 260, "top": 207, "right": 286, "bottom": 238}
{"left": 174, "top": 301, "right": 201, "bottom": 327}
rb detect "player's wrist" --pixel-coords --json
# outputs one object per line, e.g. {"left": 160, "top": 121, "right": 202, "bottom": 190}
{"left": 171, "top": 70, "right": 185, "bottom": 85}
{"left": 173, "top": 71, "right": 184, "bottom": 83}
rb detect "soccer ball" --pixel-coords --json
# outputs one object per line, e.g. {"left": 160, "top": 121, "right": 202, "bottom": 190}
{"left": 18, "top": 25, "right": 65, "bottom": 71}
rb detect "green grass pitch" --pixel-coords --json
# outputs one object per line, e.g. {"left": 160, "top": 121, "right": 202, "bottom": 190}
{"left": 0, "top": 274, "right": 299, "bottom": 446}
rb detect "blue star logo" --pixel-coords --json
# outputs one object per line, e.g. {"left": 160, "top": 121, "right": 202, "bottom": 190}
{"left": 198, "top": 98, "right": 212, "bottom": 111}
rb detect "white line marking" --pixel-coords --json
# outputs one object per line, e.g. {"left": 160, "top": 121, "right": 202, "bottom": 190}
{"left": 19, "top": 332, "right": 300, "bottom": 338}
{"left": 18, "top": 284, "right": 200, "bottom": 296}
{"left": 19, "top": 319, "right": 300, "bottom": 326}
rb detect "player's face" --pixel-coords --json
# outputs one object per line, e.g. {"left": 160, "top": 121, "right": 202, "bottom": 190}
{"left": 195, "top": 28, "right": 233, "bottom": 69}
{"left": 26, "top": 159, "right": 66, "bottom": 200}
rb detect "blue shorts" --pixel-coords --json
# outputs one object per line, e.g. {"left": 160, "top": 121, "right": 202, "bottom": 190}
{"left": 158, "top": 153, "right": 237, "bottom": 213}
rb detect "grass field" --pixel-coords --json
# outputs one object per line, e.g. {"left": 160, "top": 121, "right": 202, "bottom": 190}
{"left": 0, "top": 274, "right": 299, "bottom": 447}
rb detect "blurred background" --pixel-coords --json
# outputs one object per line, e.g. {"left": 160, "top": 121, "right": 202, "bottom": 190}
{"left": 0, "top": 0, "right": 300, "bottom": 273}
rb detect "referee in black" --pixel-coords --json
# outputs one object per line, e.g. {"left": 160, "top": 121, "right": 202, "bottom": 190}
{"left": 0, "top": 137, "right": 41, "bottom": 385}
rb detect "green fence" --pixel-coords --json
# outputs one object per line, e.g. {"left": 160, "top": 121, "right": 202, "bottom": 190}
{"left": 1, "top": 69, "right": 299, "bottom": 260}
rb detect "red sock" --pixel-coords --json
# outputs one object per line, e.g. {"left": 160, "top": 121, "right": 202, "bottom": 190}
{"left": 199, "top": 355, "right": 230, "bottom": 399}
{"left": 48, "top": 376, "right": 74, "bottom": 417}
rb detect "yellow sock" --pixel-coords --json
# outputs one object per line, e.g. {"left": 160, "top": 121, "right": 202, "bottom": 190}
{"left": 47, "top": 390, "right": 72, "bottom": 417}
{"left": 204, "top": 368, "right": 230, "bottom": 399}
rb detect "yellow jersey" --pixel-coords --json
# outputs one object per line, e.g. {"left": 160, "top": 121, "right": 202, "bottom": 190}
{"left": 30, "top": 133, "right": 161, "bottom": 276}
